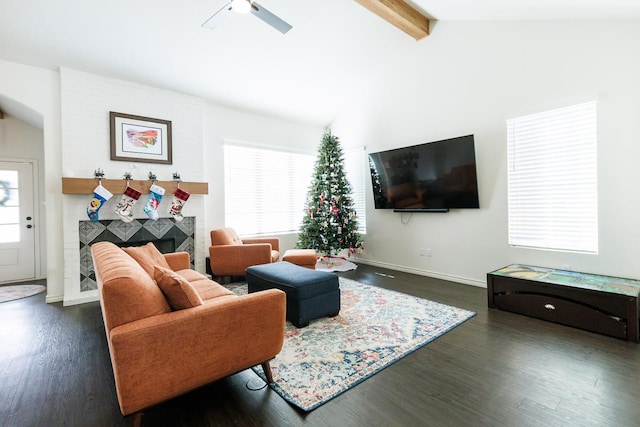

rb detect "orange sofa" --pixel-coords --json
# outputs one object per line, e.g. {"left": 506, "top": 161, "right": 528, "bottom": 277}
{"left": 209, "top": 227, "right": 280, "bottom": 277}
{"left": 91, "top": 241, "right": 286, "bottom": 423}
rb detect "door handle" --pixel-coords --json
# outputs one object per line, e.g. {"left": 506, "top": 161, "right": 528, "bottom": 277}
{"left": 26, "top": 216, "right": 32, "bottom": 221}
{"left": 26, "top": 224, "right": 33, "bottom": 229}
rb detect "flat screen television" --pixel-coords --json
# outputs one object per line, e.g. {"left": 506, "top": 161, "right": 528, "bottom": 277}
{"left": 368, "top": 134, "right": 480, "bottom": 212}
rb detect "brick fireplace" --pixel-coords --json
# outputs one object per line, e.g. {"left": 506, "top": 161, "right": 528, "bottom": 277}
{"left": 79, "top": 217, "right": 195, "bottom": 291}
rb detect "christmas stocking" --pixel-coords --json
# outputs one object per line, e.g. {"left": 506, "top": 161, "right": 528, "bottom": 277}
{"left": 169, "top": 188, "right": 191, "bottom": 222}
{"left": 143, "top": 184, "right": 165, "bottom": 221}
{"left": 86, "top": 184, "right": 113, "bottom": 222}
{"left": 114, "top": 186, "right": 142, "bottom": 223}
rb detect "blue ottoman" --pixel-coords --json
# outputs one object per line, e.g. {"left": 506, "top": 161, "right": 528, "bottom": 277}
{"left": 245, "top": 261, "right": 340, "bottom": 328}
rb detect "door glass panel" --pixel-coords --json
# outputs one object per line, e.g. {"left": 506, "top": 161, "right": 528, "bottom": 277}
{"left": 0, "top": 171, "right": 19, "bottom": 188}
{"left": 0, "top": 224, "right": 20, "bottom": 243}
{"left": 0, "top": 206, "right": 19, "bottom": 223}
{"left": 0, "top": 171, "right": 20, "bottom": 243}
{"left": 3, "top": 190, "right": 19, "bottom": 207}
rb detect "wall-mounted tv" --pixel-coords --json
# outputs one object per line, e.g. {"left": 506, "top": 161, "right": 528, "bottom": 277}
{"left": 368, "top": 134, "right": 480, "bottom": 212}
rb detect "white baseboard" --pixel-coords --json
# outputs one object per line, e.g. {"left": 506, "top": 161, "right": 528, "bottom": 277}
{"left": 45, "top": 294, "right": 63, "bottom": 303}
{"left": 63, "top": 291, "right": 99, "bottom": 306}
{"left": 352, "top": 257, "right": 486, "bottom": 288}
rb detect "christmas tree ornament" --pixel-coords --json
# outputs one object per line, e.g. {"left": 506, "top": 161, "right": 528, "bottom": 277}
{"left": 169, "top": 188, "right": 191, "bottom": 222}
{"left": 86, "top": 184, "right": 113, "bottom": 222}
{"left": 114, "top": 186, "right": 142, "bottom": 223}
{"left": 143, "top": 184, "right": 165, "bottom": 221}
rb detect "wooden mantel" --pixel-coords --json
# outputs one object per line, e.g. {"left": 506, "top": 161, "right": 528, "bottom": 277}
{"left": 354, "top": 0, "right": 430, "bottom": 40}
{"left": 62, "top": 177, "right": 208, "bottom": 195}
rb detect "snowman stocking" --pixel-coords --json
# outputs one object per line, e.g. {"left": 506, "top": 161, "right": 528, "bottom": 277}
{"left": 169, "top": 188, "right": 191, "bottom": 222}
{"left": 114, "top": 186, "right": 142, "bottom": 223}
{"left": 143, "top": 184, "right": 165, "bottom": 221}
{"left": 86, "top": 184, "right": 113, "bottom": 222}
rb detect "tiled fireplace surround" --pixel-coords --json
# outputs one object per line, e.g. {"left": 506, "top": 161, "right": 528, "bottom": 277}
{"left": 79, "top": 217, "right": 195, "bottom": 292}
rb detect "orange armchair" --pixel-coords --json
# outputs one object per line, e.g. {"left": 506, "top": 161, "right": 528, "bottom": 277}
{"left": 209, "top": 227, "right": 280, "bottom": 277}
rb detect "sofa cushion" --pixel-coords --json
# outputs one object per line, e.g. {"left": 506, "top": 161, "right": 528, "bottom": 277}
{"left": 91, "top": 241, "right": 171, "bottom": 330}
{"left": 171, "top": 268, "right": 235, "bottom": 301}
{"left": 154, "top": 266, "right": 204, "bottom": 310}
{"left": 123, "top": 242, "right": 171, "bottom": 277}
{"left": 189, "top": 278, "right": 236, "bottom": 301}
{"left": 175, "top": 268, "right": 208, "bottom": 283}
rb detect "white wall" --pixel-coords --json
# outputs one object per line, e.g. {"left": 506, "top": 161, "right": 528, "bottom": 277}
{"left": 59, "top": 69, "right": 323, "bottom": 305}
{"left": 11, "top": 19, "right": 638, "bottom": 300}
{"left": 0, "top": 60, "right": 63, "bottom": 302}
{"left": 0, "top": 115, "right": 47, "bottom": 281}
{"left": 0, "top": 115, "right": 43, "bottom": 158}
{"left": 332, "top": 21, "right": 640, "bottom": 285}
{"left": 60, "top": 68, "right": 206, "bottom": 305}
{"left": 1, "top": 60, "right": 323, "bottom": 305}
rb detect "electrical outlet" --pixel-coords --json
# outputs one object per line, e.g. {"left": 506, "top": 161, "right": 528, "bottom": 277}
{"left": 426, "top": 248, "right": 432, "bottom": 257}
{"left": 420, "top": 248, "right": 425, "bottom": 256}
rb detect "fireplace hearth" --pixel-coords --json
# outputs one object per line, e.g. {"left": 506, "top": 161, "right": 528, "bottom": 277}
{"left": 79, "top": 217, "right": 195, "bottom": 292}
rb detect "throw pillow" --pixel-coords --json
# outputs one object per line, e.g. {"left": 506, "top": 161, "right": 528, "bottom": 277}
{"left": 154, "top": 266, "right": 203, "bottom": 310}
{"left": 123, "top": 242, "right": 171, "bottom": 277}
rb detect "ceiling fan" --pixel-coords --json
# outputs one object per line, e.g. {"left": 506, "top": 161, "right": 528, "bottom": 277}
{"left": 202, "top": 0, "right": 292, "bottom": 34}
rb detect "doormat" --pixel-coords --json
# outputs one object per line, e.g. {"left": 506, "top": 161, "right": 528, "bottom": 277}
{"left": 0, "top": 284, "right": 46, "bottom": 303}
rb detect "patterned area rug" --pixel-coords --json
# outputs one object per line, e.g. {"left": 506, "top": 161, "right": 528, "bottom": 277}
{"left": 226, "top": 278, "right": 476, "bottom": 411}
{"left": 0, "top": 284, "right": 46, "bottom": 303}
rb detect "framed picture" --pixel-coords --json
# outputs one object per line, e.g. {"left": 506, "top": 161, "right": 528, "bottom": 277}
{"left": 110, "top": 112, "right": 172, "bottom": 164}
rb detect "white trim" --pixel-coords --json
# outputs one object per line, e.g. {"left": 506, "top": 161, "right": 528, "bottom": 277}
{"left": 352, "top": 257, "right": 486, "bottom": 288}
{"left": 62, "top": 290, "right": 99, "bottom": 306}
{"left": 45, "top": 294, "right": 63, "bottom": 303}
{"left": 0, "top": 156, "right": 41, "bottom": 281}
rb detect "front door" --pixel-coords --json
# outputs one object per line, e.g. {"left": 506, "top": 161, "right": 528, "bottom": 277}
{"left": 0, "top": 161, "right": 36, "bottom": 283}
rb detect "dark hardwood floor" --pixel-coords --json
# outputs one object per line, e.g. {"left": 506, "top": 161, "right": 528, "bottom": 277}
{"left": 1, "top": 265, "right": 639, "bottom": 427}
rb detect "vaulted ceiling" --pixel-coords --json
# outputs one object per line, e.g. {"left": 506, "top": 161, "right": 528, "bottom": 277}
{"left": 1, "top": 0, "right": 640, "bottom": 126}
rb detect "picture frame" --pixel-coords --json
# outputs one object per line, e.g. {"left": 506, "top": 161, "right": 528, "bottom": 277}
{"left": 110, "top": 112, "right": 172, "bottom": 164}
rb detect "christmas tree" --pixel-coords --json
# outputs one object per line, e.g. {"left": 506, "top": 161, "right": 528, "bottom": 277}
{"left": 297, "top": 130, "right": 364, "bottom": 258}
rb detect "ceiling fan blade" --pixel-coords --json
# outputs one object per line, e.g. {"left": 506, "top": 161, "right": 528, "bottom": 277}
{"left": 201, "top": 2, "right": 232, "bottom": 30}
{"left": 250, "top": 2, "right": 292, "bottom": 34}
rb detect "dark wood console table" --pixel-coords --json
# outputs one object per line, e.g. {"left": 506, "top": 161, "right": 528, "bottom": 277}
{"left": 487, "top": 264, "right": 640, "bottom": 342}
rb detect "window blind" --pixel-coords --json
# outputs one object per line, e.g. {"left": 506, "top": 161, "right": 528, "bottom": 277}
{"left": 224, "top": 143, "right": 314, "bottom": 236}
{"left": 507, "top": 101, "right": 598, "bottom": 253}
{"left": 343, "top": 147, "right": 367, "bottom": 235}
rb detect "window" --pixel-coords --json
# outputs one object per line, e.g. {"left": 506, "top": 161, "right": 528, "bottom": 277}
{"left": 0, "top": 170, "right": 20, "bottom": 243}
{"left": 507, "top": 101, "right": 598, "bottom": 253}
{"left": 224, "top": 143, "right": 315, "bottom": 236}
{"left": 343, "top": 147, "right": 367, "bottom": 235}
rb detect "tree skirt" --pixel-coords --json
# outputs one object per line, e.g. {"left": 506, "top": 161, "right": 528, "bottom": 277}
{"left": 0, "top": 284, "right": 46, "bottom": 303}
{"left": 225, "top": 278, "right": 476, "bottom": 411}
{"left": 315, "top": 256, "right": 357, "bottom": 272}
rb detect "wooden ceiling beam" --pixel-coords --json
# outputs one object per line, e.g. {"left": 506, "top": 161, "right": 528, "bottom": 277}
{"left": 354, "top": 0, "right": 430, "bottom": 40}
